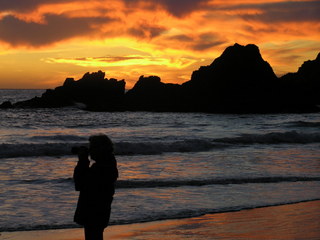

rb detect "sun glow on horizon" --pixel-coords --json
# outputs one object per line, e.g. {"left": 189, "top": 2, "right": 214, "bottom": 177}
{"left": 0, "top": 0, "right": 319, "bottom": 89}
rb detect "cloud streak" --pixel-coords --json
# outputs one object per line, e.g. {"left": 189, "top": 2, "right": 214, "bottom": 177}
{"left": 0, "top": 14, "right": 114, "bottom": 47}
{"left": 0, "top": 0, "right": 319, "bottom": 89}
{"left": 0, "top": 0, "right": 319, "bottom": 48}
{"left": 122, "top": 0, "right": 210, "bottom": 17}
{"left": 46, "top": 55, "right": 197, "bottom": 69}
{"left": 218, "top": 1, "right": 320, "bottom": 23}
{"left": 0, "top": 0, "right": 79, "bottom": 12}
{"left": 127, "top": 22, "right": 168, "bottom": 39}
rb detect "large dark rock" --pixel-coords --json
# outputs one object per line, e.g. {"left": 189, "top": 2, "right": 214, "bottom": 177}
{"left": 13, "top": 71, "right": 126, "bottom": 110}
{"left": 278, "top": 53, "right": 320, "bottom": 112}
{"left": 2, "top": 43, "right": 319, "bottom": 113}
{"left": 182, "top": 43, "right": 279, "bottom": 112}
{"left": 125, "top": 75, "right": 182, "bottom": 111}
{"left": 0, "top": 101, "right": 13, "bottom": 109}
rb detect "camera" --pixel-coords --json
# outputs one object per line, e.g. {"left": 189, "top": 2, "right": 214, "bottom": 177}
{"left": 71, "top": 146, "right": 89, "bottom": 154}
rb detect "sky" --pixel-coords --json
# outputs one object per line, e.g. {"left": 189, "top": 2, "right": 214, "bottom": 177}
{"left": 0, "top": 0, "right": 319, "bottom": 89}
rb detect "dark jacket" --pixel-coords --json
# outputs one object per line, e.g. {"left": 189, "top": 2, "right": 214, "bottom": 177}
{"left": 73, "top": 155, "right": 118, "bottom": 228}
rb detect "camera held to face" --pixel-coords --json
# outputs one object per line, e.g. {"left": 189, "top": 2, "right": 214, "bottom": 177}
{"left": 71, "top": 146, "right": 89, "bottom": 155}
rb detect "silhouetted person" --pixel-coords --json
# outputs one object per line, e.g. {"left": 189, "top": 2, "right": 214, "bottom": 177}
{"left": 73, "top": 134, "right": 118, "bottom": 240}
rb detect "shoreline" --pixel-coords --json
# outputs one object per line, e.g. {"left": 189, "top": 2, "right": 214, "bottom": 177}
{"left": 2, "top": 200, "right": 320, "bottom": 240}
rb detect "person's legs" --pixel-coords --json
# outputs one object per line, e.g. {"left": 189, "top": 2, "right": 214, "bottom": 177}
{"left": 84, "top": 226, "right": 104, "bottom": 240}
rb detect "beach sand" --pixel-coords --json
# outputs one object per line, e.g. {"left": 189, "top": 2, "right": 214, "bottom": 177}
{"left": 2, "top": 200, "right": 320, "bottom": 240}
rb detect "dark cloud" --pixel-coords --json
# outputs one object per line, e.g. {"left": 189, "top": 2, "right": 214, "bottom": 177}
{"left": 0, "top": 14, "right": 113, "bottom": 47}
{"left": 265, "top": 47, "right": 310, "bottom": 64}
{"left": 1, "top": 0, "right": 210, "bottom": 17}
{"left": 128, "top": 22, "right": 167, "bottom": 39}
{"left": 164, "top": 32, "right": 226, "bottom": 51}
{"left": 168, "top": 34, "right": 193, "bottom": 42}
{"left": 190, "top": 33, "right": 225, "bottom": 51}
{"left": 123, "top": 0, "right": 210, "bottom": 17}
{"left": 156, "top": 0, "right": 210, "bottom": 17}
{"left": 225, "top": 1, "right": 320, "bottom": 23}
{"left": 0, "top": 0, "right": 76, "bottom": 12}
{"left": 244, "top": 25, "right": 278, "bottom": 34}
{"left": 191, "top": 40, "right": 225, "bottom": 51}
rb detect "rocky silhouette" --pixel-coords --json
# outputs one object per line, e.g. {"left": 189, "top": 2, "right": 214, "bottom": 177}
{"left": 278, "top": 53, "right": 320, "bottom": 112}
{"left": 1, "top": 43, "right": 319, "bottom": 113}
{"left": 0, "top": 101, "right": 13, "bottom": 108}
{"left": 181, "top": 43, "right": 279, "bottom": 112}
{"left": 8, "top": 71, "right": 126, "bottom": 111}
{"left": 124, "top": 75, "right": 182, "bottom": 111}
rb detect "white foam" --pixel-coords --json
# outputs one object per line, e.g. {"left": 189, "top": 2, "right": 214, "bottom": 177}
{"left": 1, "top": 131, "right": 320, "bottom": 158}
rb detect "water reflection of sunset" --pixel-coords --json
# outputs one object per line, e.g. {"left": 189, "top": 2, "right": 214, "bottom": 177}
{"left": 0, "top": 0, "right": 319, "bottom": 89}
{"left": 2, "top": 201, "right": 319, "bottom": 239}
{"left": 102, "top": 201, "right": 320, "bottom": 240}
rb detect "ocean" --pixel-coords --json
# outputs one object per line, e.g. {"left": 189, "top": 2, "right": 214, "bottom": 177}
{"left": 0, "top": 89, "right": 320, "bottom": 232}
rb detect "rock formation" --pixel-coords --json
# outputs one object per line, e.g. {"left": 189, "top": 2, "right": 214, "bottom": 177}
{"left": 12, "top": 70, "right": 126, "bottom": 111}
{"left": 182, "top": 43, "right": 279, "bottom": 112}
{"left": 1, "top": 44, "right": 319, "bottom": 113}
{"left": 278, "top": 53, "right": 320, "bottom": 112}
{"left": 124, "top": 75, "right": 182, "bottom": 111}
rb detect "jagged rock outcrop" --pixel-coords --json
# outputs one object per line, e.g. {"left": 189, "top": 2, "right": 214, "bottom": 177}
{"left": 278, "top": 53, "right": 320, "bottom": 112}
{"left": 1, "top": 43, "right": 319, "bottom": 113}
{"left": 0, "top": 101, "right": 13, "bottom": 108}
{"left": 182, "top": 43, "right": 279, "bottom": 112}
{"left": 125, "top": 75, "right": 182, "bottom": 111}
{"left": 12, "top": 71, "right": 126, "bottom": 110}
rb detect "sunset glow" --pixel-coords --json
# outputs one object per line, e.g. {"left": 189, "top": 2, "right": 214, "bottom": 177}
{"left": 0, "top": 0, "right": 319, "bottom": 89}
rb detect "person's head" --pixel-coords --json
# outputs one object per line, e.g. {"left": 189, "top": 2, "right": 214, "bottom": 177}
{"left": 89, "top": 134, "right": 114, "bottom": 162}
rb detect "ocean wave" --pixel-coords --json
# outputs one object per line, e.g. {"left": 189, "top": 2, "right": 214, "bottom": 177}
{"left": 110, "top": 198, "right": 320, "bottom": 226}
{"left": 116, "top": 176, "right": 320, "bottom": 188}
{"left": 29, "top": 135, "right": 87, "bottom": 142}
{"left": 1, "top": 131, "right": 320, "bottom": 158}
{"left": 6, "top": 178, "right": 73, "bottom": 185}
{"left": 0, "top": 139, "right": 222, "bottom": 159}
{"left": 216, "top": 131, "right": 320, "bottom": 144}
{"left": 289, "top": 121, "right": 320, "bottom": 128}
{"left": 115, "top": 139, "right": 219, "bottom": 155}
{"left": 1, "top": 199, "right": 319, "bottom": 232}
{"left": 0, "top": 143, "right": 76, "bottom": 158}
{"left": 7, "top": 176, "right": 320, "bottom": 188}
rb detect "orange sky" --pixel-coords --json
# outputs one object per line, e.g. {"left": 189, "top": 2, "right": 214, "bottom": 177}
{"left": 0, "top": 0, "right": 319, "bottom": 89}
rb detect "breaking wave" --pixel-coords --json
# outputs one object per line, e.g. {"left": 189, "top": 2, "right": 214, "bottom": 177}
{"left": 0, "top": 139, "right": 221, "bottom": 159}
{"left": 216, "top": 131, "right": 320, "bottom": 144}
{"left": 116, "top": 176, "right": 320, "bottom": 188}
{"left": 1, "top": 199, "right": 320, "bottom": 232}
{"left": 8, "top": 176, "right": 320, "bottom": 188}
{"left": 1, "top": 131, "right": 320, "bottom": 159}
{"left": 289, "top": 121, "right": 320, "bottom": 128}
{"left": 29, "top": 134, "right": 87, "bottom": 142}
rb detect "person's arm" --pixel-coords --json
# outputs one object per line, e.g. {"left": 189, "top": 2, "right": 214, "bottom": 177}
{"left": 73, "top": 147, "right": 90, "bottom": 191}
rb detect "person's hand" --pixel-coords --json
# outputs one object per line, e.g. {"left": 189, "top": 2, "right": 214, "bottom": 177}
{"left": 77, "top": 146, "right": 89, "bottom": 164}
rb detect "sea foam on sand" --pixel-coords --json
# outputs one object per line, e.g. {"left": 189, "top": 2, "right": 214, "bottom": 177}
{"left": 2, "top": 200, "right": 320, "bottom": 240}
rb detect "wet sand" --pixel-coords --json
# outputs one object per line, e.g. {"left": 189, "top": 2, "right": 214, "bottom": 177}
{"left": 2, "top": 200, "right": 320, "bottom": 240}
